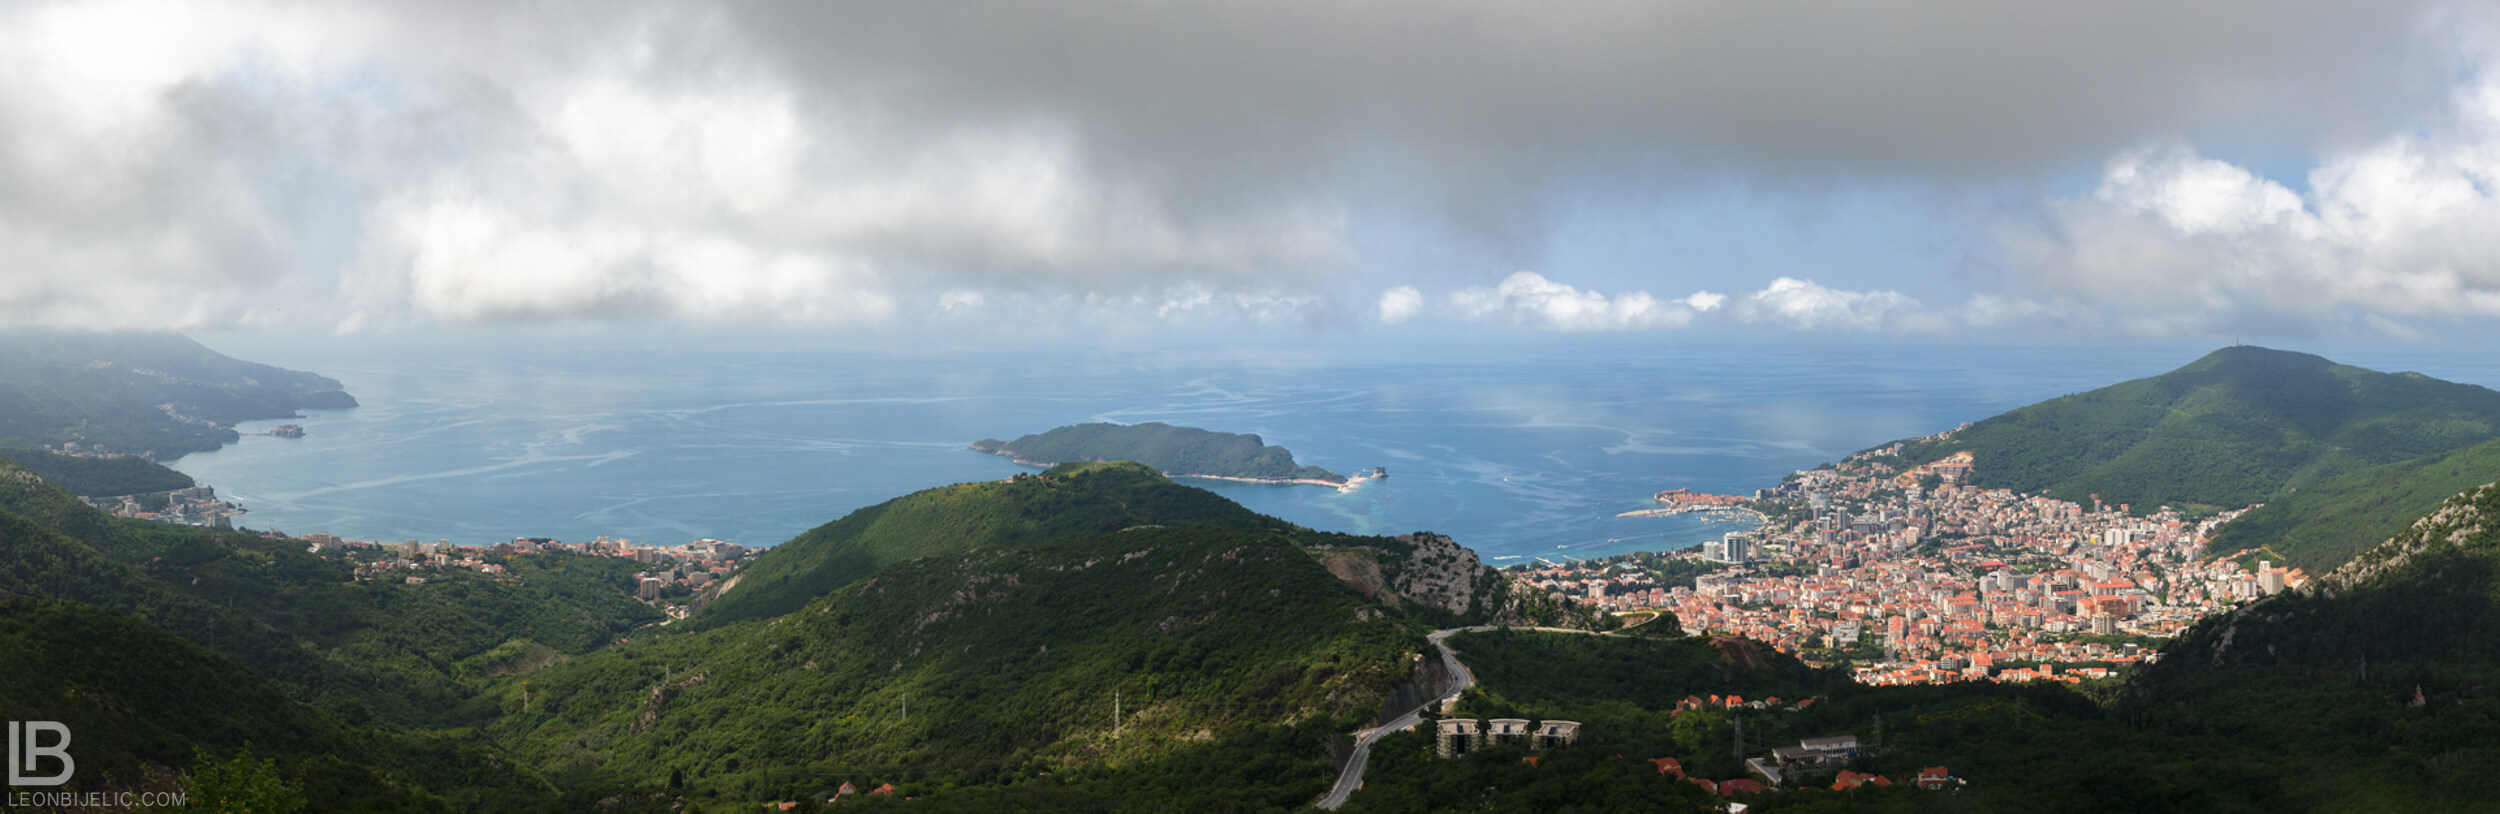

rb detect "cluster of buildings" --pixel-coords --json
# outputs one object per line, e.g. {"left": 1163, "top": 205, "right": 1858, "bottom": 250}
{"left": 1432, "top": 717, "right": 1582, "bottom": 757}
{"left": 1527, "top": 431, "right": 2308, "bottom": 686}
{"left": 84, "top": 484, "right": 246, "bottom": 528}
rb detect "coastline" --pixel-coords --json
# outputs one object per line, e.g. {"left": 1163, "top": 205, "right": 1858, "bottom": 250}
{"left": 974, "top": 447, "right": 1373, "bottom": 493}
{"left": 1179, "top": 471, "right": 1377, "bottom": 494}
{"left": 1616, "top": 504, "right": 1770, "bottom": 525}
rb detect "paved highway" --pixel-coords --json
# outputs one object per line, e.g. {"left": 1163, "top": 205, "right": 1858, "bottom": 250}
{"left": 1316, "top": 625, "right": 1649, "bottom": 809}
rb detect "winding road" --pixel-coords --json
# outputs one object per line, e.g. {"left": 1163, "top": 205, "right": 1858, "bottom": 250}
{"left": 1316, "top": 625, "right": 1631, "bottom": 809}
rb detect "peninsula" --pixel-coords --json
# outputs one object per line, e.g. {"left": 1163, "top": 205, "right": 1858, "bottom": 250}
{"left": 972, "top": 421, "right": 1361, "bottom": 486}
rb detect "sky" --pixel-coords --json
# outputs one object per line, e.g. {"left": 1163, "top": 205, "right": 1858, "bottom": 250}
{"left": 5, "top": 0, "right": 2500, "bottom": 352}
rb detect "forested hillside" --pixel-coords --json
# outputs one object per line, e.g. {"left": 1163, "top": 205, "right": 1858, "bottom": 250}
{"left": 0, "top": 330, "right": 356, "bottom": 458}
{"left": 1888, "top": 346, "right": 2500, "bottom": 515}
{"left": 697, "top": 461, "right": 1296, "bottom": 626}
{"left": 482, "top": 525, "right": 1426, "bottom": 807}
{"left": 0, "top": 599, "right": 453, "bottom": 812}
{"left": 0, "top": 446, "right": 194, "bottom": 496}
{"left": 2207, "top": 437, "right": 2500, "bottom": 572}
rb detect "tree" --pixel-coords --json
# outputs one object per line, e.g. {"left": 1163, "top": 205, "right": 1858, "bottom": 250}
{"left": 179, "top": 744, "right": 303, "bottom": 814}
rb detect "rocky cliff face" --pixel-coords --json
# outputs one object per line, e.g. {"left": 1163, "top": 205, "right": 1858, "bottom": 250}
{"left": 2310, "top": 482, "right": 2500, "bottom": 597}
{"left": 2149, "top": 478, "right": 2500, "bottom": 677}
{"left": 1387, "top": 533, "right": 1487, "bottom": 616}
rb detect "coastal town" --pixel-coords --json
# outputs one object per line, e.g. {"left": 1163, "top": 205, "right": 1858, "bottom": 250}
{"left": 1517, "top": 426, "right": 2301, "bottom": 686}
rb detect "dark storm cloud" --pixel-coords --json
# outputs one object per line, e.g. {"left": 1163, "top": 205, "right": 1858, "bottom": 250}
{"left": 728, "top": 0, "right": 2438, "bottom": 201}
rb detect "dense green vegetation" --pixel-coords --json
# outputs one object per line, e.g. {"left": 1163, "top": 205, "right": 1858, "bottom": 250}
{"left": 0, "top": 445, "right": 195, "bottom": 496}
{"left": 0, "top": 329, "right": 355, "bottom": 458}
{"left": 1889, "top": 346, "right": 2500, "bottom": 516}
{"left": 0, "top": 457, "right": 660, "bottom": 729}
{"left": 974, "top": 422, "right": 1345, "bottom": 483}
{"left": 697, "top": 461, "right": 1296, "bottom": 626}
{"left": 483, "top": 524, "right": 1425, "bottom": 808}
{"left": 0, "top": 599, "right": 448, "bottom": 812}
{"left": 2207, "top": 436, "right": 2500, "bottom": 572}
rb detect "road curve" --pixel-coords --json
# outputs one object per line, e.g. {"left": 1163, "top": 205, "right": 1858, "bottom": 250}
{"left": 1315, "top": 627, "right": 1489, "bottom": 809}
{"left": 1315, "top": 624, "right": 1646, "bottom": 809}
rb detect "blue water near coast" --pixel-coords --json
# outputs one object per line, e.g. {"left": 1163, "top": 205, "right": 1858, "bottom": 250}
{"left": 167, "top": 340, "right": 2500, "bottom": 564}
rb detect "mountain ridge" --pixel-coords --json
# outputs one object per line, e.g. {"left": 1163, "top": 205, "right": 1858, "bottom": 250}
{"left": 1886, "top": 345, "right": 2500, "bottom": 515}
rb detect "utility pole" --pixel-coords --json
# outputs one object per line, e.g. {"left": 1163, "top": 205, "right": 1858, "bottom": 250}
{"left": 902, "top": 692, "right": 908, "bottom": 724}
{"left": 1115, "top": 690, "right": 1122, "bottom": 738}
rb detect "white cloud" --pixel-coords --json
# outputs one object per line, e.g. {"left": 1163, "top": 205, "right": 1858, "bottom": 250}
{"left": 1377, "top": 286, "right": 1424, "bottom": 324}
{"left": 1735, "top": 277, "right": 1919, "bottom": 331}
{"left": 0, "top": 1, "right": 1358, "bottom": 333}
{"left": 1444, "top": 272, "right": 1715, "bottom": 331}
{"left": 1996, "top": 27, "right": 2500, "bottom": 335}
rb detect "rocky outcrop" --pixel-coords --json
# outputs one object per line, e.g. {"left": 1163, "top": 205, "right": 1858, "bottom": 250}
{"left": 2309, "top": 482, "right": 2500, "bottom": 597}
{"left": 1387, "top": 533, "right": 1485, "bottom": 616}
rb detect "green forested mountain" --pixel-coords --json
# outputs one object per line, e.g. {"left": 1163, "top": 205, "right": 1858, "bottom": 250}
{"left": 697, "top": 461, "right": 1296, "bottom": 626}
{"left": 1889, "top": 346, "right": 2500, "bottom": 515}
{"left": 973, "top": 422, "right": 1346, "bottom": 483}
{"left": 0, "top": 330, "right": 356, "bottom": 458}
{"left": 2206, "top": 436, "right": 2500, "bottom": 572}
{"left": 482, "top": 524, "right": 1425, "bottom": 807}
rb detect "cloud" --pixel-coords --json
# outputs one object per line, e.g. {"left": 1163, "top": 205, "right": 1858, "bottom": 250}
{"left": 1378, "top": 286, "right": 1424, "bottom": 324}
{"left": 0, "top": 0, "right": 2465, "bottom": 335}
{"left": 1994, "top": 35, "right": 2500, "bottom": 335}
{"left": 1735, "top": 278, "right": 1919, "bottom": 331}
{"left": 1443, "top": 272, "right": 1718, "bottom": 331}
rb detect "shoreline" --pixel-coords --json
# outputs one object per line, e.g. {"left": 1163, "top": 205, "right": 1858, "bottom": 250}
{"left": 1617, "top": 505, "right": 1770, "bottom": 525}
{"left": 1177, "top": 471, "right": 1377, "bottom": 494}
{"left": 978, "top": 448, "right": 1374, "bottom": 493}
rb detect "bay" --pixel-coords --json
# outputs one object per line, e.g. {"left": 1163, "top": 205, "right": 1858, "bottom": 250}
{"left": 168, "top": 339, "right": 2497, "bottom": 563}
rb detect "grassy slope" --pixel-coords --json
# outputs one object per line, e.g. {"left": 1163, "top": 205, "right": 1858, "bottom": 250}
{"left": 486, "top": 525, "right": 1423, "bottom": 806}
{"left": 697, "top": 461, "right": 1294, "bottom": 626}
{"left": 2207, "top": 437, "right": 2500, "bottom": 572}
{"left": 1891, "top": 346, "right": 2500, "bottom": 514}
{"left": 976, "top": 422, "right": 1344, "bottom": 482}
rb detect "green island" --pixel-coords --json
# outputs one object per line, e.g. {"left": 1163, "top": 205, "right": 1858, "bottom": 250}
{"left": 973, "top": 421, "right": 1355, "bottom": 485}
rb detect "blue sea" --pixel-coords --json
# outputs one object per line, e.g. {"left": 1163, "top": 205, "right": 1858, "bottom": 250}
{"left": 164, "top": 338, "right": 2500, "bottom": 564}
